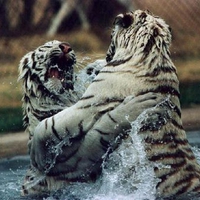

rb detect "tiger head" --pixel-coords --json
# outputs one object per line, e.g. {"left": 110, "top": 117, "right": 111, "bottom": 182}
{"left": 18, "top": 40, "right": 76, "bottom": 96}
{"left": 106, "top": 10, "right": 172, "bottom": 65}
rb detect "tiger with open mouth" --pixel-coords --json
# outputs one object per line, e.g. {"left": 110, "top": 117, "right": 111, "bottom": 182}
{"left": 18, "top": 40, "right": 77, "bottom": 144}
{"left": 18, "top": 40, "right": 78, "bottom": 195}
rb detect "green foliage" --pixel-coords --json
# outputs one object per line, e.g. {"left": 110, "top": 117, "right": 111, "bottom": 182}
{"left": 0, "top": 107, "right": 23, "bottom": 133}
{"left": 0, "top": 82, "right": 200, "bottom": 134}
{"left": 180, "top": 81, "right": 200, "bottom": 107}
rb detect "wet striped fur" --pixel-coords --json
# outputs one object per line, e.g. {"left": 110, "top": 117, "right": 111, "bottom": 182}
{"left": 20, "top": 41, "right": 107, "bottom": 196}
{"left": 18, "top": 40, "right": 77, "bottom": 142}
{"left": 22, "top": 10, "right": 200, "bottom": 198}
{"left": 105, "top": 10, "right": 200, "bottom": 198}
{"left": 18, "top": 40, "right": 78, "bottom": 195}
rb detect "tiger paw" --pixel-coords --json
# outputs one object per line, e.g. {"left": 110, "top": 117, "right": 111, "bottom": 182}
{"left": 85, "top": 59, "right": 107, "bottom": 76}
{"left": 21, "top": 167, "right": 47, "bottom": 196}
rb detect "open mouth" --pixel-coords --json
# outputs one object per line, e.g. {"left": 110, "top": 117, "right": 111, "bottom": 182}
{"left": 46, "top": 53, "right": 75, "bottom": 91}
{"left": 46, "top": 66, "right": 74, "bottom": 91}
{"left": 47, "top": 67, "right": 64, "bottom": 81}
{"left": 45, "top": 43, "right": 76, "bottom": 92}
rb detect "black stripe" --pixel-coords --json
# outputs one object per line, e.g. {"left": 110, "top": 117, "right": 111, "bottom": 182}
{"left": 78, "top": 104, "right": 91, "bottom": 109}
{"left": 69, "top": 120, "right": 86, "bottom": 143}
{"left": 141, "top": 35, "right": 156, "bottom": 61}
{"left": 173, "top": 105, "right": 182, "bottom": 118}
{"left": 146, "top": 54, "right": 156, "bottom": 67}
{"left": 149, "top": 149, "right": 195, "bottom": 162}
{"left": 169, "top": 138, "right": 188, "bottom": 147}
{"left": 185, "top": 164, "right": 195, "bottom": 171}
{"left": 193, "top": 185, "right": 200, "bottom": 192}
{"left": 96, "top": 98, "right": 123, "bottom": 107}
{"left": 156, "top": 168, "right": 177, "bottom": 182}
{"left": 107, "top": 112, "right": 118, "bottom": 124}
{"left": 92, "top": 79, "right": 104, "bottom": 83}
{"left": 145, "top": 133, "right": 188, "bottom": 146}
{"left": 32, "top": 107, "right": 63, "bottom": 122}
{"left": 171, "top": 119, "right": 184, "bottom": 130}
{"left": 31, "top": 52, "right": 35, "bottom": 62}
{"left": 137, "top": 85, "right": 180, "bottom": 98}
{"left": 157, "top": 172, "right": 192, "bottom": 195}
{"left": 182, "top": 147, "right": 196, "bottom": 158}
{"left": 170, "top": 159, "right": 187, "bottom": 168}
{"left": 98, "top": 107, "right": 115, "bottom": 115}
{"left": 39, "top": 179, "right": 47, "bottom": 186}
{"left": 139, "top": 66, "right": 177, "bottom": 77}
{"left": 23, "top": 57, "right": 29, "bottom": 66}
{"left": 89, "top": 171, "right": 99, "bottom": 181}
{"left": 78, "top": 120, "right": 84, "bottom": 134}
{"left": 99, "top": 71, "right": 116, "bottom": 74}
{"left": 149, "top": 150, "right": 183, "bottom": 162}
{"left": 100, "top": 70, "right": 135, "bottom": 75}
{"left": 78, "top": 98, "right": 123, "bottom": 109}
{"left": 45, "top": 119, "right": 48, "bottom": 130}
{"left": 106, "top": 55, "right": 132, "bottom": 67}
{"left": 175, "top": 174, "right": 195, "bottom": 194}
{"left": 94, "top": 128, "right": 109, "bottom": 135}
{"left": 65, "top": 126, "right": 70, "bottom": 135}
{"left": 176, "top": 183, "right": 192, "bottom": 195}
{"left": 80, "top": 95, "right": 94, "bottom": 100}
{"left": 51, "top": 116, "right": 62, "bottom": 141}
{"left": 100, "top": 137, "right": 110, "bottom": 150}
{"left": 32, "top": 61, "right": 36, "bottom": 69}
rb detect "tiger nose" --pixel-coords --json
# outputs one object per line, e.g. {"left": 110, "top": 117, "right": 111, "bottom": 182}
{"left": 59, "top": 43, "right": 72, "bottom": 53}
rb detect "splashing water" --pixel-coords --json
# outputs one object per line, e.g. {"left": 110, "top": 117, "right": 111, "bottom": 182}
{"left": 1, "top": 66, "right": 200, "bottom": 199}
{"left": 0, "top": 156, "right": 29, "bottom": 200}
{"left": 74, "top": 58, "right": 106, "bottom": 96}
{"left": 1, "top": 131, "right": 200, "bottom": 199}
{"left": 89, "top": 109, "right": 160, "bottom": 200}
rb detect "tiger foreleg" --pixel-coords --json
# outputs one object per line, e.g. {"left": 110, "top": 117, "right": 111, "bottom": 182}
{"left": 34, "top": 93, "right": 168, "bottom": 181}
{"left": 24, "top": 93, "right": 168, "bottom": 195}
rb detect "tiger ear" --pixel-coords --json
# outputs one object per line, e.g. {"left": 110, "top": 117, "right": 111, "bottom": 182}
{"left": 122, "top": 13, "right": 133, "bottom": 28}
{"left": 18, "top": 62, "right": 30, "bottom": 81}
{"left": 113, "top": 14, "right": 123, "bottom": 26}
{"left": 18, "top": 54, "right": 33, "bottom": 81}
{"left": 113, "top": 13, "right": 133, "bottom": 28}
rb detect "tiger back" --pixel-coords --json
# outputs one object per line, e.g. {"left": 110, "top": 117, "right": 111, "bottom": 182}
{"left": 104, "top": 10, "right": 200, "bottom": 198}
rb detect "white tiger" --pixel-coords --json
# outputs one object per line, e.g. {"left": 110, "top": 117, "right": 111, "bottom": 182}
{"left": 29, "top": 10, "right": 200, "bottom": 198}
{"left": 103, "top": 10, "right": 200, "bottom": 198}
{"left": 18, "top": 40, "right": 80, "bottom": 195}
{"left": 18, "top": 40, "right": 78, "bottom": 144}
{"left": 19, "top": 40, "right": 163, "bottom": 195}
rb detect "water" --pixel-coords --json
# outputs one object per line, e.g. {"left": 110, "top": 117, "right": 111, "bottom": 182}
{"left": 1, "top": 66, "right": 200, "bottom": 199}
{"left": 0, "top": 129, "right": 200, "bottom": 200}
{"left": 0, "top": 156, "right": 29, "bottom": 200}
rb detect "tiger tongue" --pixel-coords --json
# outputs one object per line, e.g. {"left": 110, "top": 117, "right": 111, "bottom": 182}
{"left": 48, "top": 68, "right": 60, "bottom": 79}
